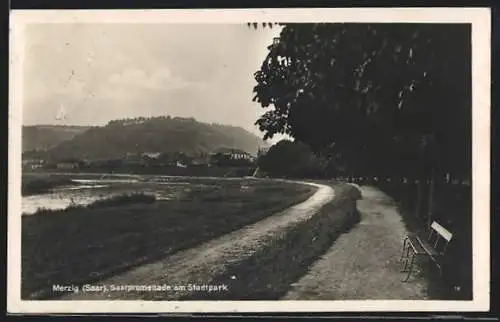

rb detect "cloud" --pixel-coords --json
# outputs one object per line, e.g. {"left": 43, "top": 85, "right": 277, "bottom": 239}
{"left": 22, "top": 23, "right": 283, "bottom": 139}
{"left": 107, "top": 67, "right": 204, "bottom": 92}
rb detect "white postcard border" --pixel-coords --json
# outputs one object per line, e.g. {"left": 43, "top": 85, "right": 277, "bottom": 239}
{"left": 8, "top": 8, "right": 491, "bottom": 313}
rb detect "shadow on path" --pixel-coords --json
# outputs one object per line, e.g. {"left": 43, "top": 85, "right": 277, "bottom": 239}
{"left": 283, "top": 185, "right": 428, "bottom": 300}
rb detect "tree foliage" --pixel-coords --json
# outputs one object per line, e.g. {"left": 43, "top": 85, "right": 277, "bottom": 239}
{"left": 252, "top": 23, "right": 471, "bottom": 177}
{"left": 258, "top": 139, "right": 326, "bottom": 178}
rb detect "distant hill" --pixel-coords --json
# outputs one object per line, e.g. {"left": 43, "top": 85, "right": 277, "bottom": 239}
{"left": 22, "top": 125, "right": 91, "bottom": 152}
{"left": 34, "top": 116, "right": 268, "bottom": 160}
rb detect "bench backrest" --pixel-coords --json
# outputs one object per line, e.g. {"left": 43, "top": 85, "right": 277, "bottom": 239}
{"left": 427, "top": 221, "right": 453, "bottom": 254}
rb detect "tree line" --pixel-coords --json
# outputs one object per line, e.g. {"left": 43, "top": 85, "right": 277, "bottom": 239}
{"left": 251, "top": 23, "right": 471, "bottom": 226}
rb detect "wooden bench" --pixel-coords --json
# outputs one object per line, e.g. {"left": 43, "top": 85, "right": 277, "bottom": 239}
{"left": 399, "top": 221, "right": 453, "bottom": 282}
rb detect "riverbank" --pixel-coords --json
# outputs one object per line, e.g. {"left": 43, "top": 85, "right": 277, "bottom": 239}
{"left": 22, "top": 174, "right": 76, "bottom": 196}
{"left": 21, "top": 170, "right": 256, "bottom": 197}
{"left": 23, "top": 164, "right": 255, "bottom": 180}
{"left": 22, "top": 178, "right": 316, "bottom": 300}
{"left": 59, "top": 181, "right": 342, "bottom": 300}
{"left": 29, "top": 192, "right": 156, "bottom": 216}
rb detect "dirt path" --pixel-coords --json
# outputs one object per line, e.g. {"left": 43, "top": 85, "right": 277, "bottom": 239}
{"left": 61, "top": 180, "right": 335, "bottom": 300}
{"left": 282, "top": 185, "right": 428, "bottom": 300}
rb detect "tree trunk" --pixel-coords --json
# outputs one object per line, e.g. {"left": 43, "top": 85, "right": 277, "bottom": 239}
{"left": 414, "top": 142, "right": 426, "bottom": 220}
{"left": 427, "top": 166, "right": 435, "bottom": 228}
{"left": 415, "top": 179, "right": 424, "bottom": 218}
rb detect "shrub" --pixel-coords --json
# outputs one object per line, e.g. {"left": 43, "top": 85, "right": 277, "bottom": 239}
{"left": 86, "top": 193, "right": 156, "bottom": 209}
{"left": 28, "top": 193, "right": 156, "bottom": 217}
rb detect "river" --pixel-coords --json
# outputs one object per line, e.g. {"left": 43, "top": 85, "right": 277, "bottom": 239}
{"left": 21, "top": 174, "right": 233, "bottom": 215}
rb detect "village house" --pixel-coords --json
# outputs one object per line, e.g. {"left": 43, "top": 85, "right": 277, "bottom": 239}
{"left": 56, "top": 161, "right": 81, "bottom": 170}
{"left": 141, "top": 152, "right": 161, "bottom": 160}
{"left": 22, "top": 158, "right": 45, "bottom": 170}
{"left": 22, "top": 158, "right": 45, "bottom": 169}
{"left": 257, "top": 146, "right": 270, "bottom": 156}
{"left": 216, "top": 148, "right": 255, "bottom": 160}
{"left": 231, "top": 151, "right": 251, "bottom": 161}
{"left": 136, "top": 152, "right": 162, "bottom": 166}
{"left": 209, "top": 148, "right": 256, "bottom": 165}
{"left": 176, "top": 161, "right": 188, "bottom": 168}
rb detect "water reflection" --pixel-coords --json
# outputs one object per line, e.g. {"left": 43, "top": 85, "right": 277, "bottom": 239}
{"left": 21, "top": 177, "right": 210, "bottom": 215}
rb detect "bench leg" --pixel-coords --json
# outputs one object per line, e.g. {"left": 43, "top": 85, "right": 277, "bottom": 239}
{"left": 402, "top": 253, "right": 416, "bottom": 282}
{"left": 400, "top": 246, "right": 411, "bottom": 272}
{"left": 400, "top": 237, "right": 409, "bottom": 261}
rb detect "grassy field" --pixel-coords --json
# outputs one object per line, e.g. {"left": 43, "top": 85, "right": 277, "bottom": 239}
{"left": 22, "top": 178, "right": 316, "bottom": 300}
{"left": 183, "top": 183, "right": 362, "bottom": 300}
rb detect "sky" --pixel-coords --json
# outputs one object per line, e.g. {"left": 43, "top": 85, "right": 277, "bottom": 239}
{"left": 22, "top": 23, "right": 288, "bottom": 143}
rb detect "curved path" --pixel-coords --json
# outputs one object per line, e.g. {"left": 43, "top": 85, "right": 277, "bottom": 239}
{"left": 282, "top": 185, "right": 428, "bottom": 300}
{"left": 61, "top": 180, "right": 335, "bottom": 300}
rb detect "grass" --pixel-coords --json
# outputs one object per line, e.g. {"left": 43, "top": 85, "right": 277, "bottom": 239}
{"left": 21, "top": 179, "right": 316, "bottom": 300}
{"left": 375, "top": 181, "right": 472, "bottom": 300}
{"left": 182, "top": 183, "right": 362, "bottom": 300}
{"left": 22, "top": 175, "right": 75, "bottom": 196}
{"left": 30, "top": 193, "right": 156, "bottom": 216}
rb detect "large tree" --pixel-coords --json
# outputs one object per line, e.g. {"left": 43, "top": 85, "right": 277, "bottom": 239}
{"left": 251, "top": 23, "right": 471, "bottom": 179}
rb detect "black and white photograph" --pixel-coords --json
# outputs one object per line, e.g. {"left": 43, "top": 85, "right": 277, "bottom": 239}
{"left": 8, "top": 8, "right": 490, "bottom": 313}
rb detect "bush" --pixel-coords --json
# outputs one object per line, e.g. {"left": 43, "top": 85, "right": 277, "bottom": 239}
{"left": 259, "top": 140, "right": 327, "bottom": 178}
{"left": 87, "top": 193, "right": 156, "bottom": 208}
{"left": 28, "top": 193, "right": 156, "bottom": 217}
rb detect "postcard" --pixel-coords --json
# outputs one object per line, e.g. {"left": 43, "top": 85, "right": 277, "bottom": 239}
{"left": 8, "top": 8, "right": 491, "bottom": 314}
